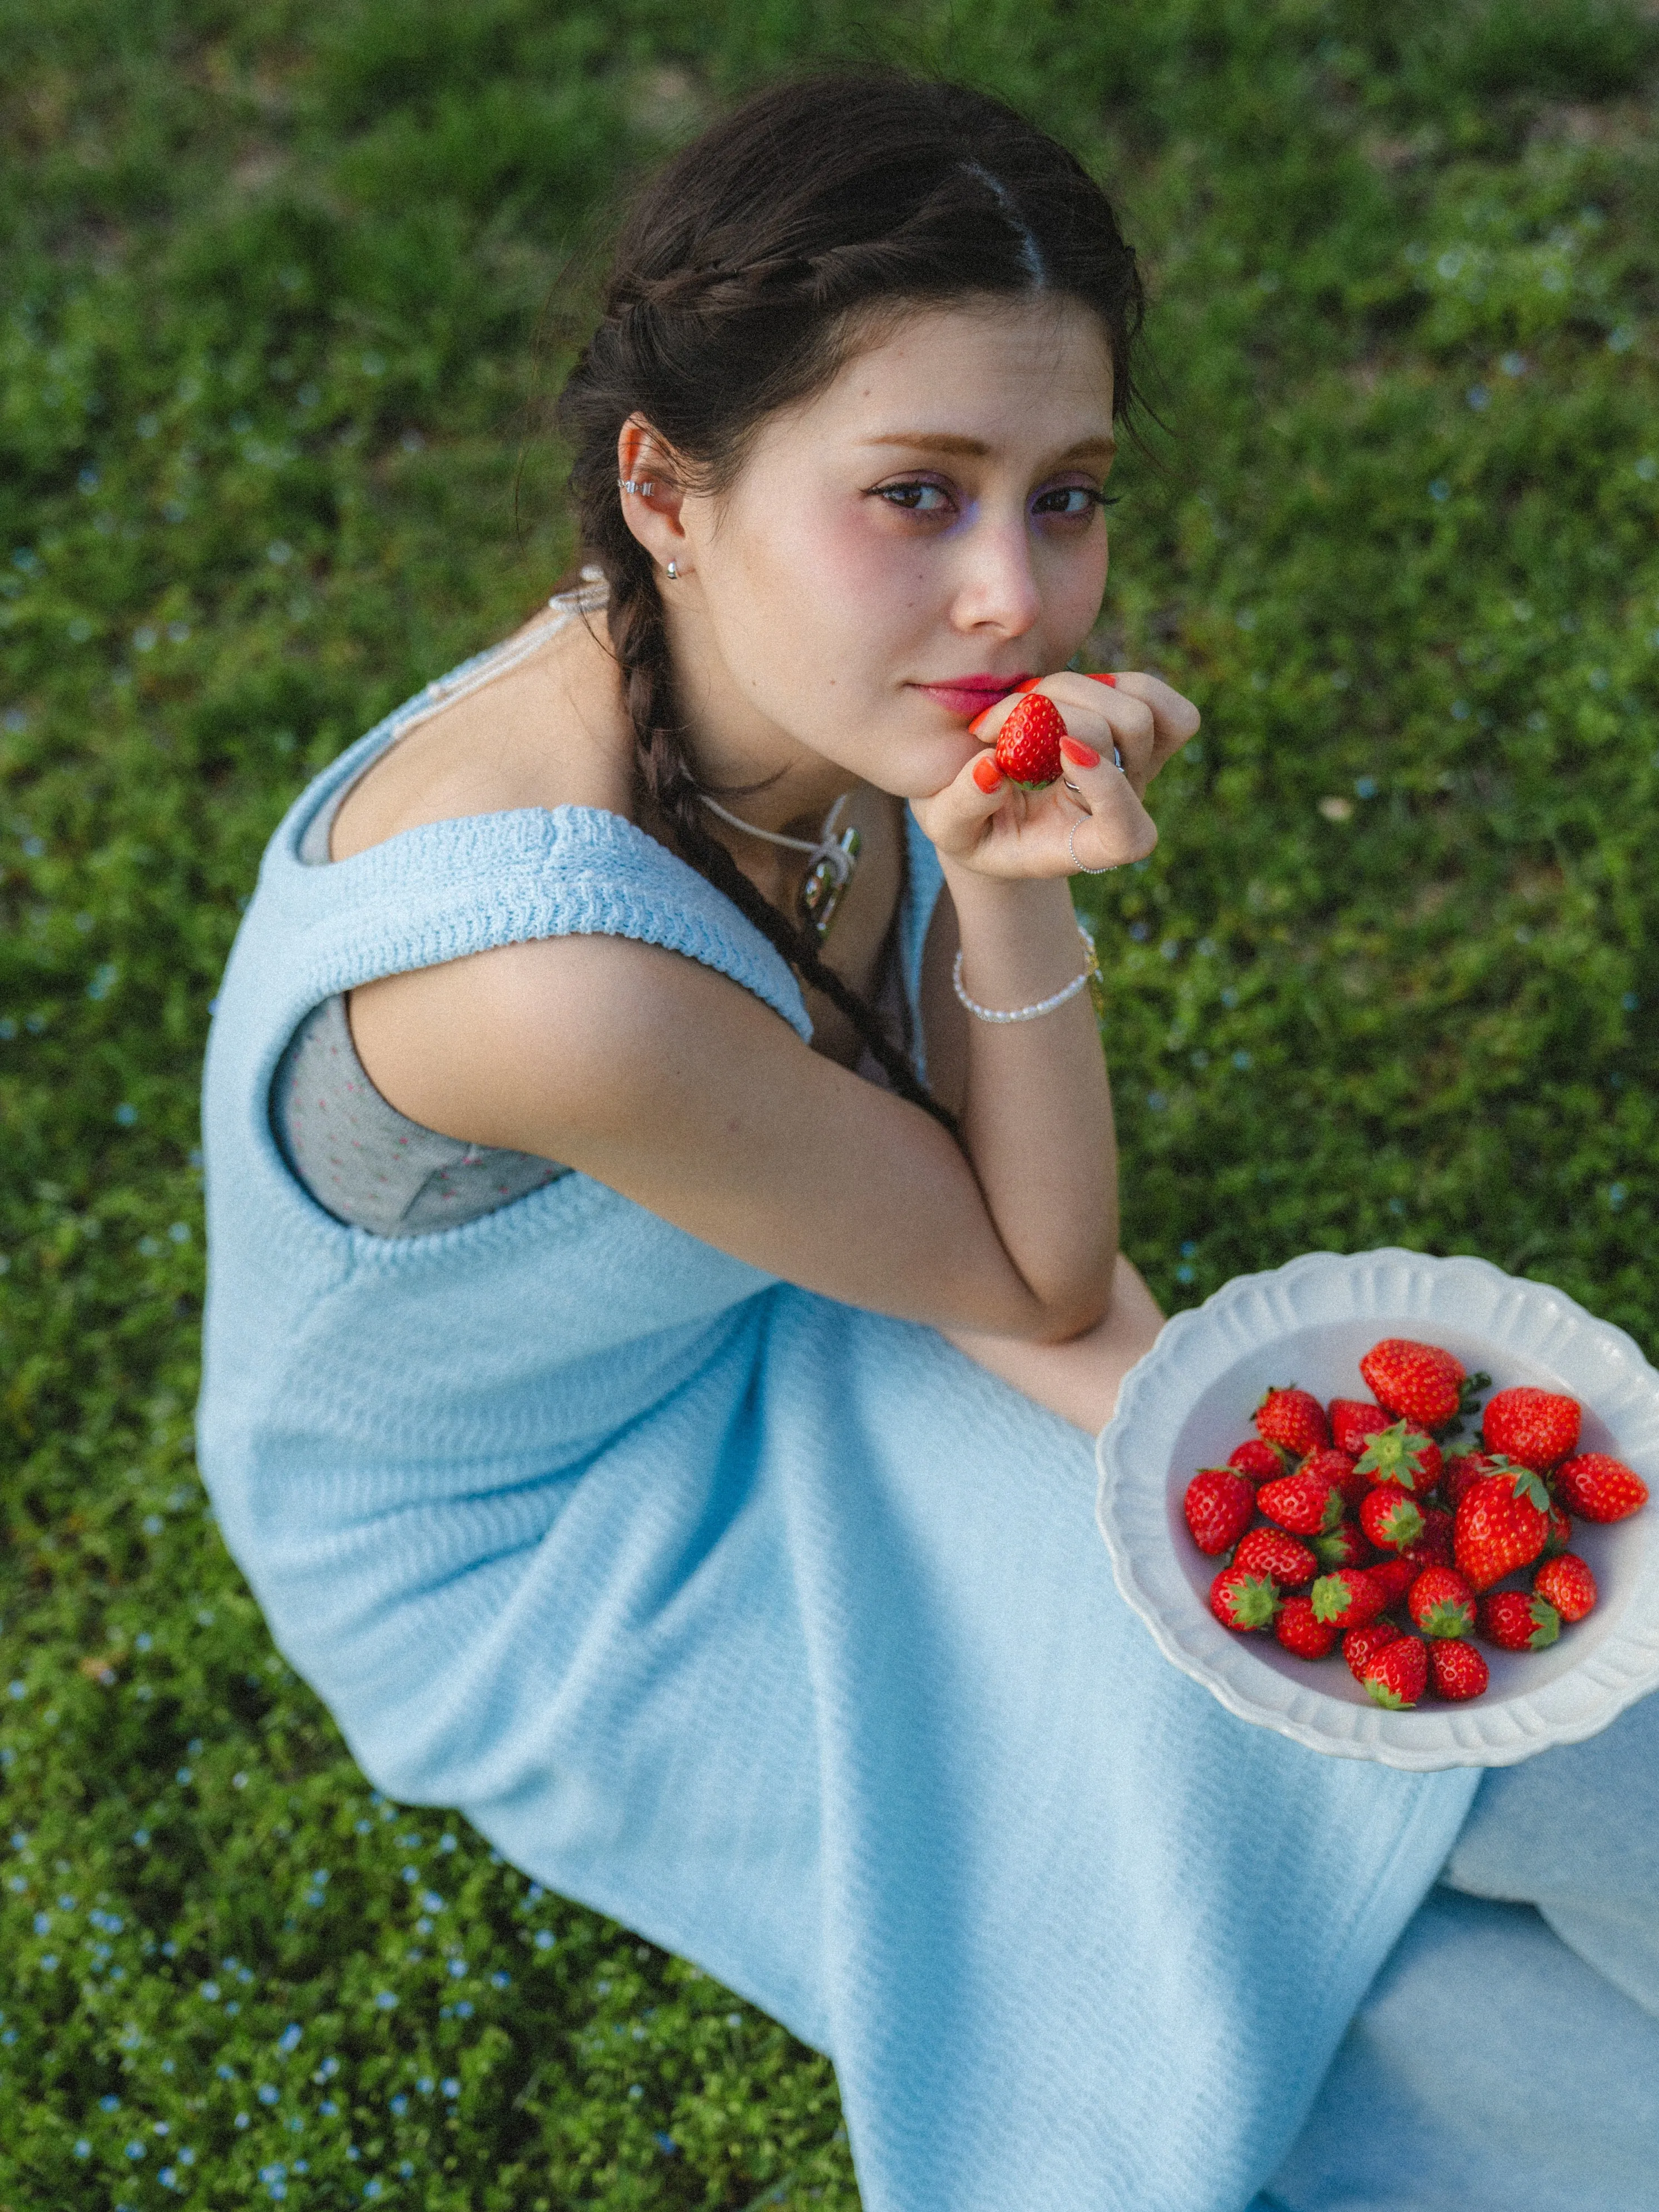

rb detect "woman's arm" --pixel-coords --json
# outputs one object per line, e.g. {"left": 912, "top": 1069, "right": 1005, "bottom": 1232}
{"left": 347, "top": 668, "right": 1194, "bottom": 1348}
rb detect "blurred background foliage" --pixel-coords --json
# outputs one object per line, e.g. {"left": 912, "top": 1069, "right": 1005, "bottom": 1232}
{"left": 1, "top": 1, "right": 1656, "bottom": 2204}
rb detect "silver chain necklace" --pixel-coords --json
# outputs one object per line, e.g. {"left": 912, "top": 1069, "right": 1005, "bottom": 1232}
{"left": 697, "top": 790, "right": 862, "bottom": 941}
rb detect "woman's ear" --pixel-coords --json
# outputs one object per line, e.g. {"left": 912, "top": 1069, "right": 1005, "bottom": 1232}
{"left": 616, "top": 415, "right": 692, "bottom": 578}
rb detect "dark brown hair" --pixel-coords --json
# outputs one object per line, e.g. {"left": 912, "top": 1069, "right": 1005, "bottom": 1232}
{"left": 556, "top": 71, "right": 1144, "bottom": 1126}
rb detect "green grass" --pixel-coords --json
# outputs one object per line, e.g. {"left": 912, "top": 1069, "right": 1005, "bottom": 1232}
{"left": 3, "top": 1, "right": 1657, "bottom": 2204}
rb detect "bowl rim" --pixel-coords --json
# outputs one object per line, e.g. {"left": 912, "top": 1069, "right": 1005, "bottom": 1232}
{"left": 1095, "top": 1246, "right": 1659, "bottom": 1769}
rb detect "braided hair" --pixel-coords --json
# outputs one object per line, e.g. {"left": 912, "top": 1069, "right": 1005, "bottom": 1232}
{"left": 555, "top": 73, "right": 1145, "bottom": 1131}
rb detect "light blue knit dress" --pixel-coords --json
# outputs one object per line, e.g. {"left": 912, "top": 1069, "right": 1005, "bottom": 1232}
{"left": 198, "top": 640, "right": 1658, "bottom": 2212}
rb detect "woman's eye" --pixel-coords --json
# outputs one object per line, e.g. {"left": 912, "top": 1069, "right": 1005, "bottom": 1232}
{"left": 873, "top": 481, "right": 953, "bottom": 514}
{"left": 1032, "top": 485, "right": 1111, "bottom": 518}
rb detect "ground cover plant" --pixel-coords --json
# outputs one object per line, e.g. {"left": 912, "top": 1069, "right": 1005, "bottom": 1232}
{"left": 2, "top": 0, "right": 1657, "bottom": 2203}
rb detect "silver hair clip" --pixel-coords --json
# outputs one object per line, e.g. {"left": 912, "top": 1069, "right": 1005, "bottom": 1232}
{"left": 617, "top": 478, "right": 656, "bottom": 496}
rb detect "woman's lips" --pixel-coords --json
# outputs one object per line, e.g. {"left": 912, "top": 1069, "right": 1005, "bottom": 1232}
{"left": 912, "top": 674, "right": 1034, "bottom": 719}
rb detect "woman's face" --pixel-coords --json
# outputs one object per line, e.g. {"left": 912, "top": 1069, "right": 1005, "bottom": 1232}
{"left": 653, "top": 294, "right": 1119, "bottom": 805}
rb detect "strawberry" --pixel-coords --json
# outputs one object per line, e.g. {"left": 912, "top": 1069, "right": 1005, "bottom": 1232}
{"left": 1533, "top": 1552, "right": 1597, "bottom": 1624}
{"left": 1353, "top": 1422, "right": 1443, "bottom": 1495}
{"left": 1257, "top": 1471, "right": 1345, "bottom": 1536}
{"left": 1273, "top": 1594, "right": 1336, "bottom": 1660}
{"left": 1303, "top": 1445, "right": 1366, "bottom": 1512}
{"left": 1183, "top": 1466, "right": 1256, "bottom": 1556}
{"left": 1444, "top": 1448, "right": 1502, "bottom": 1514}
{"left": 1255, "top": 1387, "right": 1331, "bottom": 1458}
{"left": 1454, "top": 1466, "right": 1551, "bottom": 1593}
{"left": 1366, "top": 1555, "right": 1418, "bottom": 1608}
{"left": 1478, "top": 1589, "right": 1561, "bottom": 1652}
{"left": 1360, "top": 1339, "right": 1467, "bottom": 1431}
{"left": 1312, "top": 1521, "right": 1370, "bottom": 1571}
{"left": 1310, "top": 1567, "right": 1385, "bottom": 1630}
{"left": 1408, "top": 1566, "right": 1475, "bottom": 1639}
{"left": 1360, "top": 1483, "right": 1424, "bottom": 1552}
{"left": 1233, "top": 1526, "right": 1318, "bottom": 1587}
{"left": 1428, "top": 1639, "right": 1489, "bottom": 1701}
{"left": 1210, "top": 1564, "right": 1281, "bottom": 1633}
{"left": 1553, "top": 1453, "right": 1650, "bottom": 1525}
{"left": 1329, "top": 1398, "right": 1395, "bottom": 1459}
{"left": 1480, "top": 1386, "right": 1581, "bottom": 1472}
{"left": 1227, "top": 1438, "right": 1287, "bottom": 1484}
{"left": 1541, "top": 1503, "right": 1573, "bottom": 1558}
{"left": 1343, "top": 1620, "right": 1400, "bottom": 1682}
{"left": 993, "top": 692, "right": 1066, "bottom": 790}
{"left": 1400, "top": 1505, "right": 1455, "bottom": 1572}
{"left": 1363, "top": 1635, "right": 1429, "bottom": 1709}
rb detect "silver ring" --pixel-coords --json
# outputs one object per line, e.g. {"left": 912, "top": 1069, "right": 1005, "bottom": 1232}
{"left": 1068, "top": 817, "right": 1112, "bottom": 875}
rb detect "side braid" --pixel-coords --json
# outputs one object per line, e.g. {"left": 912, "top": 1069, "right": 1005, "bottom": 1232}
{"left": 601, "top": 550, "right": 959, "bottom": 1136}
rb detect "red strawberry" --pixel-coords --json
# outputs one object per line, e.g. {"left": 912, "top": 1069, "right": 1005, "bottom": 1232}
{"left": 1444, "top": 1448, "right": 1502, "bottom": 1514}
{"left": 1408, "top": 1566, "right": 1475, "bottom": 1639}
{"left": 1255, "top": 1387, "right": 1331, "bottom": 1458}
{"left": 1183, "top": 1466, "right": 1256, "bottom": 1556}
{"left": 1310, "top": 1567, "right": 1386, "bottom": 1630}
{"left": 1481, "top": 1387, "right": 1581, "bottom": 1471}
{"left": 1533, "top": 1552, "right": 1597, "bottom": 1624}
{"left": 1303, "top": 1446, "right": 1366, "bottom": 1512}
{"left": 1210, "top": 1565, "right": 1281, "bottom": 1633}
{"left": 1312, "top": 1521, "right": 1370, "bottom": 1571}
{"left": 1541, "top": 1503, "right": 1573, "bottom": 1558}
{"left": 1478, "top": 1589, "right": 1561, "bottom": 1652}
{"left": 1454, "top": 1466, "right": 1551, "bottom": 1593}
{"left": 1553, "top": 1453, "right": 1650, "bottom": 1525}
{"left": 1227, "top": 1438, "right": 1287, "bottom": 1484}
{"left": 1366, "top": 1555, "right": 1418, "bottom": 1607}
{"left": 1429, "top": 1639, "right": 1489, "bottom": 1701}
{"left": 1363, "top": 1635, "right": 1429, "bottom": 1709}
{"left": 1354, "top": 1422, "right": 1443, "bottom": 1495}
{"left": 1275, "top": 1595, "right": 1338, "bottom": 1660}
{"left": 1234, "top": 1526, "right": 1318, "bottom": 1587}
{"left": 1360, "top": 1339, "right": 1467, "bottom": 1431}
{"left": 1360, "top": 1483, "right": 1424, "bottom": 1552}
{"left": 1343, "top": 1620, "right": 1401, "bottom": 1681}
{"left": 1400, "top": 1506, "right": 1455, "bottom": 1572}
{"left": 993, "top": 693, "right": 1066, "bottom": 789}
{"left": 1329, "top": 1398, "right": 1395, "bottom": 1458}
{"left": 1257, "top": 1471, "right": 1345, "bottom": 1536}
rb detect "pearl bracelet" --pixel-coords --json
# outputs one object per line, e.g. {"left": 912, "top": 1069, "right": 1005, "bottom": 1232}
{"left": 952, "top": 923, "right": 1102, "bottom": 1025}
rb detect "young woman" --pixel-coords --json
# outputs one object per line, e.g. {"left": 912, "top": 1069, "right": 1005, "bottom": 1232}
{"left": 199, "top": 73, "right": 1655, "bottom": 2212}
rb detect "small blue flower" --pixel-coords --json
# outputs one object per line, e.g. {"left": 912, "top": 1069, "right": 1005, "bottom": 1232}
{"left": 490, "top": 1971, "right": 511, "bottom": 1990}
{"left": 277, "top": 2023, "right": 302, "bottom": 2054}
{"left": 388, "top": 2095, "right": 408, "bottom": 2118}
{"left": 441, "top": 2077, "right": 460, "bottom": 2100}
{"left": 533, "top": 1929, "right": 554, "bottom": 1951}
{"left": 654, "top": 2132, "right": 679, "bottom": 2155}
{"left": 74, "top": 2139, "right": 91, "bottom": 2157}
{"left": 447, "top": 1958, "right": 466, "bottom": 1978}
{"left": 421, "top": 1892, "right": 444, "bottom": 1913}
{"left": 200, "top": 1982, "right": 220, "bottom": 2001}
{"left": 257, "top": 2084, "right": 279, "bottom": 2106}
{"left": 1428, "top": 478, "right": 1450, "bottom": 503}
{"left": 453, "top": 2000, "right": 473, "bottom": 2018}
{"left": 101, "top": 2095, "right": 121, "bottom": 2112}
{"left": 126, "top": 2141, "right": 146, "bottom": 2159}
{"left": 1231, "top": 1050, "right": 1252, "bottom": 1071}
{"left": 374, "top": 1991, "right": 398, "bottom": 2011}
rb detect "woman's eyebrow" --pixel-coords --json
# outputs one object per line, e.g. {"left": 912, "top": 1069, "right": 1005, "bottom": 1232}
{"left": 861, "top": 432, "right": 1117, "bottom": 465}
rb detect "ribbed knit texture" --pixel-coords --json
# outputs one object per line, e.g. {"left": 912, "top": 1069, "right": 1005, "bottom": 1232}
{"left": 199, "top": 665, "right": 1482, "bottom": 2212}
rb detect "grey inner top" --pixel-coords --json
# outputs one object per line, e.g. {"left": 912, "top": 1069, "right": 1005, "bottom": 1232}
{"left": 272, "top": 712, "right": 909, "bottom": 1239}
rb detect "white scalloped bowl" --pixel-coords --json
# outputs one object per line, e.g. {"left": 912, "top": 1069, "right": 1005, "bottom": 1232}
{"left": 1096, "top": 1249, "right": 1659, "bottom": 1769}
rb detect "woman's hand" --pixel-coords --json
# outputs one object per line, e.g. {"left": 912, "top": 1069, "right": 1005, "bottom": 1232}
{"left": 911, "top": 671, "right": 1200, "bottom": 878}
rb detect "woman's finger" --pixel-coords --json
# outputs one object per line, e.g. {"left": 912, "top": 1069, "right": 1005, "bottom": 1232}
{"left": 1051, "top": 736, "right": 1159, "bottom": 869}
{"left": 912, "top": 740, "right": 1019, "bottom": 859}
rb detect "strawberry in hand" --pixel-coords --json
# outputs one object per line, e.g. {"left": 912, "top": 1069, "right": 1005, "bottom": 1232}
{"left": 992, "top": 693, "right": 1066, "bottom": 790}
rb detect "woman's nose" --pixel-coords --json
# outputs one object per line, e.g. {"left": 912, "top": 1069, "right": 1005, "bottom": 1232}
{"left": 950, "top": 516, "right": 1043, "bottom": 637}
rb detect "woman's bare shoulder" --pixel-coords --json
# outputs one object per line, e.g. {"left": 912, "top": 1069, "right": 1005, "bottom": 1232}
{"left": 329, "top": 601, "right": 635, "bottom": 861}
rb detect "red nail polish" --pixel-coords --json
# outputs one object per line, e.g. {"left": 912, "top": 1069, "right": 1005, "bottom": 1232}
{"left": 972, "top": 755, "right": 1004, "bottom": 793}
{"left": 1087, "top": 671, "right": 1118, "bottom": 687}
{"left": 1060, "top": 737, "right": 1100, "bottom": 769}
{"left": 967, "top": 705, "right": 993, "bottom": 738}
{"left": 1014, "top": 676, "right": 1042, "bottom": 693}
